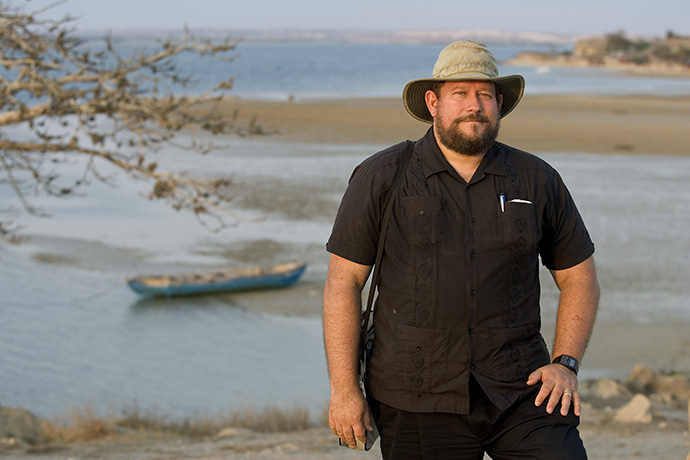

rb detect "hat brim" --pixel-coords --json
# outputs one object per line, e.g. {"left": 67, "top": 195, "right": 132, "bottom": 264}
{"left": 402, "top": 74, "right": 525, "bottom": 123}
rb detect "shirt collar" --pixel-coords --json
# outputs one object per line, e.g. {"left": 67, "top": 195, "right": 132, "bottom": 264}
{"left": 417, "top": 127, "right": 509, "bottom": 181}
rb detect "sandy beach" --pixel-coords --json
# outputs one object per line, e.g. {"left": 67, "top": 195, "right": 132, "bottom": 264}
{"left": 222, "top": 94, "right": 690, "bottom": 156}
{"left": 4, "top": 93, "right": 690, "bottom": 460}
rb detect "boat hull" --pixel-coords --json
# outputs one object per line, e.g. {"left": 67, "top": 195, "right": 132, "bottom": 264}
{"left": 127, "top": 262, "right": 307, "bottom": 298}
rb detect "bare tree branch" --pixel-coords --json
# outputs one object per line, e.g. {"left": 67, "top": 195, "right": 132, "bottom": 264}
{"left": 0, "top": 2, "right": 253, "bottom": 240}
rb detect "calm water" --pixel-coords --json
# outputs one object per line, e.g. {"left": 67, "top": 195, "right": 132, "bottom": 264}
{"left": 225, "top": 42, "right": 690, "bottom": 99}
{"left": 77, "top": 39, "right": 690, "bottom": 100}
{"left": 1, "top": 41, "right": 690, "bottom": 420}
{"left": 2, "top": 140, "right": 690, "bottom": 420}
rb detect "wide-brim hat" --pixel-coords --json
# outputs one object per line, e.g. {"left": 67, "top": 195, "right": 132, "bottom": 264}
{"left": 403, "top": 40, "right": 525, "bottom": 123}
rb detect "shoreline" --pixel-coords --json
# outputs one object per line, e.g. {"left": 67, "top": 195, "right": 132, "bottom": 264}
{"left": 219, "top": 94, "right": 690, "bottom": 156}
{"left": 505, "top": 56, "right": 690, "bottom": 79}
{"left": 5, "top": 92, "right": 690, "bottom": 459}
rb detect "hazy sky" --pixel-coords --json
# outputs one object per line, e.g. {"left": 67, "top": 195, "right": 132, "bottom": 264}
{"left": 37, "top": 0, "right": 690, "bottom": 38}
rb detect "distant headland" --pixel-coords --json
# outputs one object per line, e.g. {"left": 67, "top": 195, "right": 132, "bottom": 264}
{"left": 506, "top": 31, "right": 690, "bottom": 77}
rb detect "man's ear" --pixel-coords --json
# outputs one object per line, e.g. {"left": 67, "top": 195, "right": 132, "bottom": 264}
{"left": 425, "top": 89, "right": 439, "bottom": 118}
{"left": 497, "top": 93, "right": 503, "bottom": 112}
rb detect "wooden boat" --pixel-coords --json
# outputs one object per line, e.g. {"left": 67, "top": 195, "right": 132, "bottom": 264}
{"left": 127, "top": 262, "right": 307, "bottom": 297}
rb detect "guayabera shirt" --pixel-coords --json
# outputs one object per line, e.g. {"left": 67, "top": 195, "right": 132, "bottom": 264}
{"left": 326, "top": 128, "right": 595, "bottom": 415}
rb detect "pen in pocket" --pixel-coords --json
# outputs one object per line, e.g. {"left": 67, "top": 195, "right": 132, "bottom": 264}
{"left": 499, "top": 192, "right": 505, "bottom": 212}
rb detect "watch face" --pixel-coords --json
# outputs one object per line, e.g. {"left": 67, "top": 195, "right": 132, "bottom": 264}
{"left": 554, "top": 355, "right": 578, "bottom": 374}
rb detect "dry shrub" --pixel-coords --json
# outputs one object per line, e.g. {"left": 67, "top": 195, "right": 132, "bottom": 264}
{"left": 117, "top": 406, "right": 221, "bottom": 438}
{"left": 118, "top": 403, "right": 312, "bottom": 436}
{"left": 39, "top": 402, "right": 315, "bottom": 443}
{"left": 228, "top": 404, "right": 311, "bottom": 432}
{"left": 42, "top": 404, "right": 112, "bottom": 442}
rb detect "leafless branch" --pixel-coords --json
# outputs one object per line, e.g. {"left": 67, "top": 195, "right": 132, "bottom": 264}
{"left": 0, "top": 2, "right": 257, "bottom": 239}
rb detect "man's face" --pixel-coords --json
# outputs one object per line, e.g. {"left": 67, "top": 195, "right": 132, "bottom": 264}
{"left": 426, "top": 81, "right": 503, "bottom": 157}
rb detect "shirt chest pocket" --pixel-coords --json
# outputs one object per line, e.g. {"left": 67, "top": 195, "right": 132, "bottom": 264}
{"left": 400, "top": 196, "right": 448, "bottom": 247}
{"left": 500, "top": 202, "right": 539, "bottom": 255}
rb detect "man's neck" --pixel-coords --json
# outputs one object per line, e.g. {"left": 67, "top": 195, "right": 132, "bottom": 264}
{"left": 438, "top": 143, "right": 486, "bottom": 183}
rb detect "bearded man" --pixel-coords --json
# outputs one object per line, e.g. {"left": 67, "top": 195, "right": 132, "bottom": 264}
{"left": 323, "top": 40, "right": 600, "bottom": 460}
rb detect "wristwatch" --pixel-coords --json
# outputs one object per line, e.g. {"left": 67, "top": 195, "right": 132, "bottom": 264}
{"left": 552, "top": 355, "right": 579, "bottom": 375}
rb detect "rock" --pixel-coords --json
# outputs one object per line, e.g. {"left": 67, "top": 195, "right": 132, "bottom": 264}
{"left": 215, "top": 427, "right": 256, "bottom": 439}
{"left": 650, "top": 392, "right": 683, "bottom": 408}
{"left": 580, "top": 379, "right": 632, "bottom": 401}
{"left": 626, "top": 365, "right": 690, "bottom": 401}
{"left": 655, "top": 375, "right": 690, "bottom": 401}
{"left": 597, "top": 379, "right": 633, "bottom": 399}
{"left": 626, "top": 365, "right": 658, "bottom": 392}
{"left": 614, "top": 394, "right": 655, "bottom": 424}
{"left": 0, "top": 405, "right": 46, "bottom": 445}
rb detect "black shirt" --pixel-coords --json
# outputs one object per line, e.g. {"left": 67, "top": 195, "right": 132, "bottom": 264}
{"left": 327, "top": 128, "right": 595, "bottom": 414}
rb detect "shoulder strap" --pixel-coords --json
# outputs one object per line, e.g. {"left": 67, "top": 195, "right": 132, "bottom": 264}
{"left": 361, "top": 140, "right": 414, "bottom": 331}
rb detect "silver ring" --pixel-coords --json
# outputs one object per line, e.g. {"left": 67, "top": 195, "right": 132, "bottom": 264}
{"left": 563, "top": 392, "right": 573, "bottom": 397}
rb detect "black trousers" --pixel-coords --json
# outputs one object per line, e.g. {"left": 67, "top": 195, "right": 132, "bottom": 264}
{"left": 370, "top": 378, "right": 587, "bottom": 460}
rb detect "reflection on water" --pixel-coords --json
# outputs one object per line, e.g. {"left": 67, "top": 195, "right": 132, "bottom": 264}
{"left": 1, "top": 143, "right": 689, "bottom": 420}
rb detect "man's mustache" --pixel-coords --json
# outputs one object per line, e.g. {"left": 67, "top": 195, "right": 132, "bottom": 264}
{"left": 454, "top": 114, "right": 490, "bottom": 123}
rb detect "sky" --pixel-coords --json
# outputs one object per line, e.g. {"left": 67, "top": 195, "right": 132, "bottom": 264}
{"left": 30, "top": 0, "right": 690, "bottom": 39}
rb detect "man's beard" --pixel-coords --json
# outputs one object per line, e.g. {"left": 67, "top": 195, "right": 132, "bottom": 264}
{"left": 435, "top": 114, "right": 501, "bottom": 156}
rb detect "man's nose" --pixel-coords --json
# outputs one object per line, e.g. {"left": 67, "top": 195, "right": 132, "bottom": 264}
{"left": 465, "top": 93, "right": 483, "bottom": 112}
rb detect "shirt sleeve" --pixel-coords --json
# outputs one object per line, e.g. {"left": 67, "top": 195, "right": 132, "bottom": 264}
{"left": 326, "top": 161, "right": 385, "bottom": 266}
{"left": 539, "top": 169, "right": 595, "bottom": 270}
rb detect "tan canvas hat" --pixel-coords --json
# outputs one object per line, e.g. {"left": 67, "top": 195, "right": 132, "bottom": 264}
{"left": 403, "top": 40, "right": 525, "bottom": 123}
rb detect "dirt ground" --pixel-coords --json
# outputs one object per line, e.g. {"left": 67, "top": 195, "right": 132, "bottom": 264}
{"left": 5, "top": 403, "right": 690, "bottom": 460}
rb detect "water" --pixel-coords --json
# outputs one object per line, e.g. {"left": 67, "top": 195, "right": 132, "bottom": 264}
{"left": 74, "top": 39, "right": 690, "bottom": 100}
{"left": 2, "top": 40, "right": 690, "bottom": 420}
{"left": 0, "top": 138, "right": 367, "bottom": 420}
{"left": 1, "top": 254, "right": 328, "bottom": 418}
{"left": 225, "top": 41, "right": 690, "bottom": 100}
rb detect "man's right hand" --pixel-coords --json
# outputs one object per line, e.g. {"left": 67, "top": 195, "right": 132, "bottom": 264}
{"left": 329, "top": 387, "right": 373, "bottom": 449}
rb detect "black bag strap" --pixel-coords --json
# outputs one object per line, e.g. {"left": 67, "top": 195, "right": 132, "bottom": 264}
{"left": 361, "top": 140, "right": 414, "bottom": 336}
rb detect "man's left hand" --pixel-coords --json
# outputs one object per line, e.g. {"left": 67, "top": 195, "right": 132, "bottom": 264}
{"left": 527, "top": 363, "right": 580, "bottom": 416}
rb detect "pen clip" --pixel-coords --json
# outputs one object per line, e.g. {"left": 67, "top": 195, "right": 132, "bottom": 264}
{"left": 499, "top": 192, "right": 505, "bottom": 213}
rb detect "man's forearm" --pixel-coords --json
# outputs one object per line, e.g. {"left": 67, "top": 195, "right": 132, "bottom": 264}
{"left": 323, "top": 284, "right": 363, "bottom": 391}
{"left": 323, "top": 255, "right": 375, "bottom": 445}
{"left": 322, "top": 255, "right": 373, "bottom": 392}
{"left": 551, "top": 256, "right": 600, "bottom": 362}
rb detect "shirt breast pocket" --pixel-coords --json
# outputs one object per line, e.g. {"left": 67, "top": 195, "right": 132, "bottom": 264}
{"left": 401, "top": 196, "right": 448, "bottom": 247}
{"left": 500, "top": 201, "right": 539, "bottom": 255}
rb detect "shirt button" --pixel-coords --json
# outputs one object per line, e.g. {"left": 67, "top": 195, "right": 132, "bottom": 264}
{"left": 470, "top": 364, "right": 476, "bottom": 370}
{"left": 468, "top": 328, "right": 474, "bottom": 334}
{"left": 419, "top": 210, "right": 425, "bottom": 216}
{"left": 471, "top": 217, "right": 476, "bottom": 223}
{"left": 470, "top": 289, "right": 477, "bottom": 295}
{"left": 470, "top": 252, "right": 477, "bottom": 259}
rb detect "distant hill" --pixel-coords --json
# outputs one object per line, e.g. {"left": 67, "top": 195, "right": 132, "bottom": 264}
{"left": 229, "top": 29, "right": 581, "bottom": 45}
{"left": 84, "top": 27, "right": 580, "bottom": 46}
{"left": 507, "top": 31, "right": 690, "bottom": 76}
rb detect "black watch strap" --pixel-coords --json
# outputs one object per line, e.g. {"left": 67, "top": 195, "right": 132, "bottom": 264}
{"left": 552, "top": 355, "right": 579, "bottom": 375}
